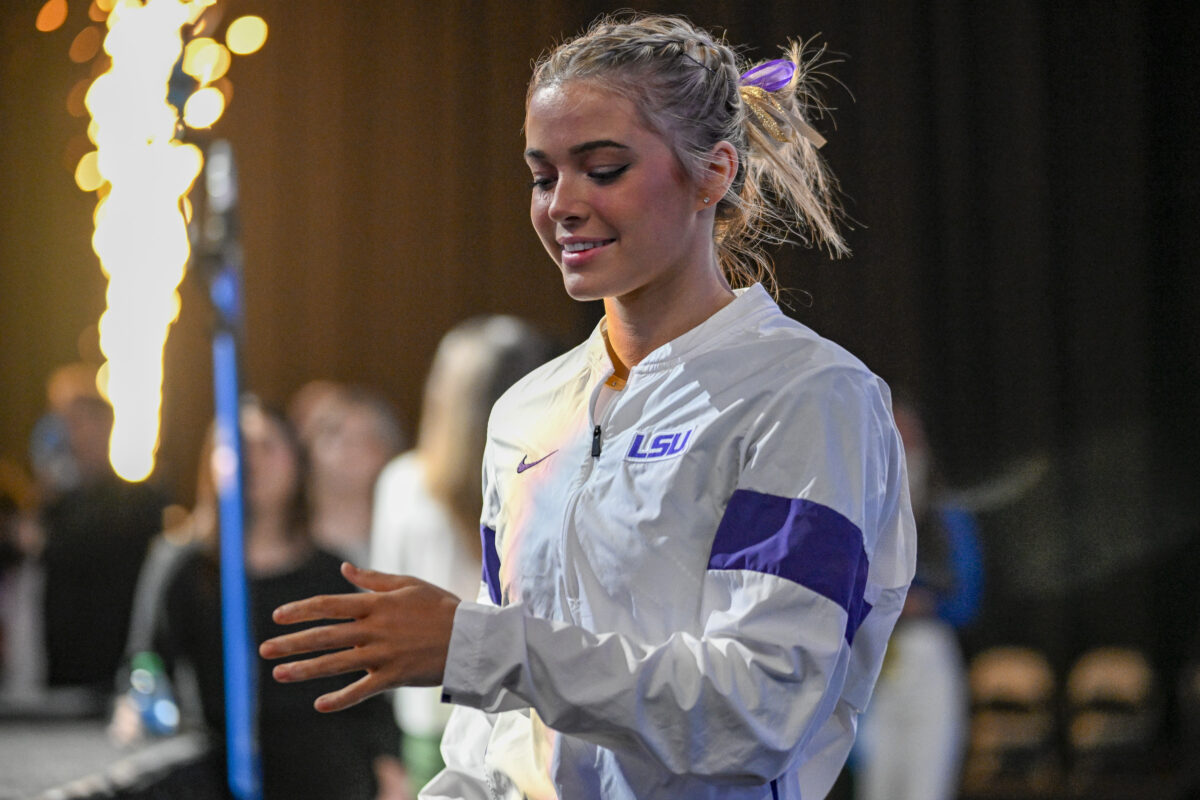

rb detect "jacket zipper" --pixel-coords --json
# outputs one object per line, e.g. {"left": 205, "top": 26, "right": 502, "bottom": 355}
{"left": 560, "top": 374, "right": 619, "bottom": 610}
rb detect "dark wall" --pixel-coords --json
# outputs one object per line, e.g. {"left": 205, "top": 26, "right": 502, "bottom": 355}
{"left": 2, "top": 2, "right": 1198, "bottom": 674}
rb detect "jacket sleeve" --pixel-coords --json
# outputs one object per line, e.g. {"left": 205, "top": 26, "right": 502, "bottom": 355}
{"left": 439, "top": 367, "right": 917, "bottom": 784}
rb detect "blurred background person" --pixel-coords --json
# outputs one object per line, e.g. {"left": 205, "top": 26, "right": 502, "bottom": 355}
{"left": 0, "top": 460, "right": 32, "bottom": 572}
{"left": 108, "top": 423, "right": 221, "bottom": 746}
{"left": 0, "top": 458, "right": 40, "bottom": 700}
{"left": 300, "top": 383, "right": 405, "bottom": 565}
{"left": 147, "top": 397, "right": 399, "bottom": 798}
{"left": 851, "top": 394, "right": 983, "bottom": 800}
{"left": 0, "top": 364, "right": 100, "bottom": 705}
{"left": 370, "top": 316, "right": 556, "bottom": 796}
{"left": 287, "top": 379, "right": 347, "bottom": 445}
{"left": 35, "top": 368, "right": 168, "bottom": 699}
{"left": 27, "top": 363, "right": 111, "bottom": 504}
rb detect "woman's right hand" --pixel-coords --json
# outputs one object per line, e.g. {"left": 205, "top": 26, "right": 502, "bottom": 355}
{"left": 259, "top": 563, "right": 462, "bottom": 712}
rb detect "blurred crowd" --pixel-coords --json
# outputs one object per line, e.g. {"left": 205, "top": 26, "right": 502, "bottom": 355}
{"left": 0, "top": 315, "right": 555, "bottom": 799}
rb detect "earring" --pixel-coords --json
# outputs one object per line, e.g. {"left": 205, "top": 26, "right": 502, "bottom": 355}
{"left": 702, "top": 196, "right": 711, "bottom": 204}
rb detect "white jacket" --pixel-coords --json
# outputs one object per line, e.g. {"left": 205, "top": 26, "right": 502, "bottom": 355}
{"left": 421, "top": 285, "right": 916, "bottom": 800}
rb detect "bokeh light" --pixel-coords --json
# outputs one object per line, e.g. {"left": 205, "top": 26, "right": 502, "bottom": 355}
{"left": 182, "top": 36, "right": 231, "bottom": 84}
{"left": 226, "top": 15, "right": 267, "bottom": 56}
{"left": 74, "top": 150, "right": 103, "bottom": 192}
{"left": 182, "top": 86, "right": 226, "bottom": 129}
{"left": 36, "top": 0, "right": 68, "bottom": 33}
{"left": 69, "top": 26, "right": 103, "bottom": 63}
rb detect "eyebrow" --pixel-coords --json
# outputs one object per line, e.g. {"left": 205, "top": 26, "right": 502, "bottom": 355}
{"left": 524, "top": 140, "right": 630, "bottom": 160}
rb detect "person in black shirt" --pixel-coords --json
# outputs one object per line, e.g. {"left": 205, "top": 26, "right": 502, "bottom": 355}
{"left": 40, "top": 395, "right": 165, "bottom": 691}
{"left": 153, "top": 398, "right": 399, "bottom": 799}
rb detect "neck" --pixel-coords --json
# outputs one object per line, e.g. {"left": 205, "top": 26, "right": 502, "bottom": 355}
{"left": 247, "top": 509, "right": 294, "bottom": 549}
{"left": 310, "top": 501, "right": 372, "bottom": 547}
{"left": 602, "top": 263, "right": 734, "bottom": 378}
{"left": 246, "top": 512, "right": 310, "bottom": 575}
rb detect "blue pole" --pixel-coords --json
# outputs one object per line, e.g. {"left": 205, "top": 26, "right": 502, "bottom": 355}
{"left": 213, "top": 332, "right": 260, "bottom": 799}
{"left": 203, "top": 140, "right": 262, "bottom": 800}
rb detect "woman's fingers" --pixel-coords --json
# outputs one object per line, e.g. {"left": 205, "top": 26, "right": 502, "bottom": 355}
{"left": 340, "top": 562, "right": 411, "bottom": 593}
{"left": 271, "top": 643, "right": 371, "bottom": 684}
{"left": 313, "top": 673, "right": 378, "bottom": 713}
{"left": 261, "top": 574, "right": 461, "bottom": 705}
{"left": 269, "top": 567, "right": 412, "bottom": 627}
{"left": 259, "top": 619, "right": 360, "bottom": 660}
{"left": 271, "top": 591, "right": 367, "bottom": 625}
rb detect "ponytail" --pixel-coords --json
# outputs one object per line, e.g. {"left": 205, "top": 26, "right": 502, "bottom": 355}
{"left": 720, "top": 40, "right": 849, "bottom": 296}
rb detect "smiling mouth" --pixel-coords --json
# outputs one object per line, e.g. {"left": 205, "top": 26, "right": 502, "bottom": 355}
{"left": 562, "top": 239, "right": 615, "bottom": 254}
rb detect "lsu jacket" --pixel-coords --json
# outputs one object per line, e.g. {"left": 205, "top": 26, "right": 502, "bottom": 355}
{"left": 421, "top": 284, "right": 917, "bottom": 800}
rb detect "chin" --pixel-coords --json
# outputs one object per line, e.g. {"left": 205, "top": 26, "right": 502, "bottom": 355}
{"left": 559, "top": 272, "right": 607, "bottom": 303}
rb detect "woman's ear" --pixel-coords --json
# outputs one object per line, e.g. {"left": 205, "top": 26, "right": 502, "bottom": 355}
{"left": 698, "top": 140, "right": 738, "bottom": 210}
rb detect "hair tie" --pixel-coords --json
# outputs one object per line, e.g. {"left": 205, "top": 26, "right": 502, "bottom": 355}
{"left": 739, "top": 59, "right": 796, "bottom": 92}
{"left": 739, "top": 58, "right": 827, "bottom": 149}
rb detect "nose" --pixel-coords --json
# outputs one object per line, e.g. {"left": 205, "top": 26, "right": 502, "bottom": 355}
{"left": 547, "top": 175, "right": 587, "bottom": 225}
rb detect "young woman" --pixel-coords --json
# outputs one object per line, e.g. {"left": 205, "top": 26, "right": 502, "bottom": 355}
{"left": 153, "top": 399, "right": 399, "bottom": 799}
{"left": 262, "top": 14, "right": 916, "bottom": 800}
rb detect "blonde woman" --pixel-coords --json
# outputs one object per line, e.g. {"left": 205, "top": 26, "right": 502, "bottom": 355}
{"left": 369, "top": 317, "right": 555, "bottom": 793}
{"left": 263, "top": 13, "right": 916, "bottom": 800}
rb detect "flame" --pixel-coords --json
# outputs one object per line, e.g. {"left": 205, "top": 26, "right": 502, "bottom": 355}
{"left": 84, "top": 0, "right": 214, "bottom": 482}
{"left": 66, "top": 0, "right": 264, "bottom": 482}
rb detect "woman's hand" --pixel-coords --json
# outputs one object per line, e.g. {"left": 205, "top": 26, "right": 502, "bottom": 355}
{"left": 259, "top": 562, "right": 461, "bottom": 713}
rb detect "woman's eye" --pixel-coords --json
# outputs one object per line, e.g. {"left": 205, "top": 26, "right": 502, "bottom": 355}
{"left": 590, "top": 164, "right": 629, "bottom": 183}
{"left": 529, "top": 176, "right": 555, "bottom": 191}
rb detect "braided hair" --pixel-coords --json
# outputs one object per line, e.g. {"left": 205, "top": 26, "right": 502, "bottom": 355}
{"left": 528, "top": 12, "right": 848, "bottom": 297}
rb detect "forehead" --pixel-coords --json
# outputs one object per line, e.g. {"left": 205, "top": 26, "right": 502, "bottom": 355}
{"left": 241, "top": 407, "right": 285, "bottom": 442}
{"left": 525, "top": 81, "right": 654, "bottom": 152}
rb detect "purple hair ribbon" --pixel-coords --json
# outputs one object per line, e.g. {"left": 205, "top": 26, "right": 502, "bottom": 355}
{"left": 739, "top": 59, "right": 796, "bottom": 92}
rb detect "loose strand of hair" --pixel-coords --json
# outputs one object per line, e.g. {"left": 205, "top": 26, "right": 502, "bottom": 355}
{"left": 716, "top": 38, "right": 851, "bottom": 297}
{"left": 748, "top": 39, "right": 849, "bottom": 256}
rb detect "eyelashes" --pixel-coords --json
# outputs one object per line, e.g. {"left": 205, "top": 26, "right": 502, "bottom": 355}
{"left": 528, "top": 164, "right": 631, "bottom": 192}
{"left": 590, "top": 164, "right": 630, "bottom": 183}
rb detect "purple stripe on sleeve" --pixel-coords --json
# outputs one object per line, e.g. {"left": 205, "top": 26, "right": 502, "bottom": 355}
{"left": 709, "top": 489, "right": 871, "bottom": 643}
{"left": 480, "top": 525, "right": 501, "bottom": 605}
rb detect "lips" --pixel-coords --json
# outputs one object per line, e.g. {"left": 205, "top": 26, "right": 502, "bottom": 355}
{"left": 559, "top": 238, "right": 615, "bottom": 266}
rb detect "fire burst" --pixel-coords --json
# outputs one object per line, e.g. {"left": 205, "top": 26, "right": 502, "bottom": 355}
{"left": 40, "top": 0, "right": 267, "bottom": 481}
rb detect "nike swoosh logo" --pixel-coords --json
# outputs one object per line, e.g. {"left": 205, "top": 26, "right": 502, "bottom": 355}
{"left": 516, "top": 450, "right": 558, "bottom": 474}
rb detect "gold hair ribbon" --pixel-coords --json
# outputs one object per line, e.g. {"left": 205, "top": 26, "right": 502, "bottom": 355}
{"left": 739, "top": 84, "right": 827, "bottom": 149}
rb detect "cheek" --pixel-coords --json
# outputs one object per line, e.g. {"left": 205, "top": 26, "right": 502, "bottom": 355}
{"left": 530, "top": 194, "right": 548, "bottom": 226}
{"left": 253, "top": 448, "right": 295, "bottom": 490}
{"left": 276, "top": 455, "right": 300, "bottom": 488}
{"left": 530, "top": 199, "right": 556, "bottom": 248}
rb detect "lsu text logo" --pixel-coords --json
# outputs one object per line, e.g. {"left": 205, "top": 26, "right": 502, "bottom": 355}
{"left": 625, "top": 429, "right": 694, "bottom": 462}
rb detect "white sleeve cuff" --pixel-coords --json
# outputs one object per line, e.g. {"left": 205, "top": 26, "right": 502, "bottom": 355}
{"left": 440, "top": 601, "right": 528, "bottom": 714}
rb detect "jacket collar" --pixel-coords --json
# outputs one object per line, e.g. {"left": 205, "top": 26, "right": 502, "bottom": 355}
{"left": 586, "top": 283, "right": 780, "bottom": 375}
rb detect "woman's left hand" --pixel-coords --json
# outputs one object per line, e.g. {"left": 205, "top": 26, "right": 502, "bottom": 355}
{"left": 259, "top": 562, "right": 461, "bottom": 712}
